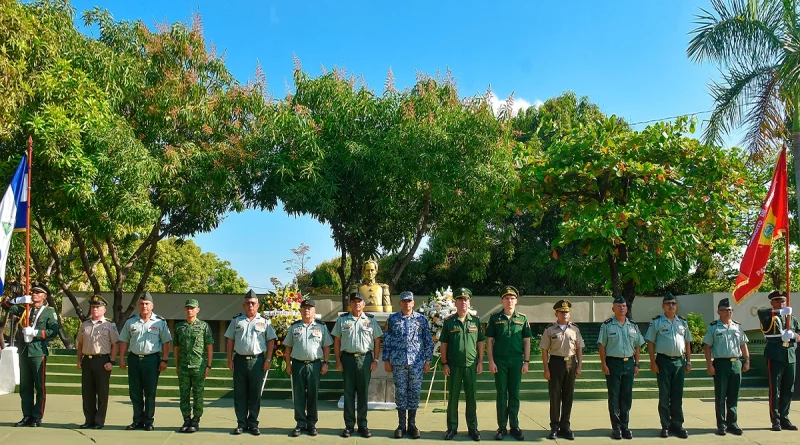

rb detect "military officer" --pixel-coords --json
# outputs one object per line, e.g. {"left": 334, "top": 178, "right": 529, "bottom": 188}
{"left": 76, "top": 295, "right": 119, "bottom": 429}
{"left": 333, "top": 292, "right": 383, "bottom": 438}
{"left": 486, "top": 286, "right": 531, "bottom": 441}
{"left": 597, "top": 296, "right": 645, "bottom": 440}
{"left": 284, "top": 299, "right": 333, "bottom": 437}
{"left": 645, "top": 292, "right": 693, "bottom": 439}
{"left": 757, "top": 290, "right": 800, "bottom": 431}
{"left": 119, "top": 291, "right": 172, "bottom": 431}
{"left": 173, "top": 298, "right": 213, "bottom": 433}
{"left": 3, "top": 283, "right": 59, "bottom": 427}
{"left": 382, "top": 291, "right": 434, "bottom": 439}
{"left": 702, "top": 298, "right": 750, "bottom": 436}
{"left": 225, "top": 289, "right": 276, "bottom": 436}
{"left": 441, "top": 288, "right": 485, "bottom": 442}
{"left": 541, "top": 299, "right": 584, "bottom": 441}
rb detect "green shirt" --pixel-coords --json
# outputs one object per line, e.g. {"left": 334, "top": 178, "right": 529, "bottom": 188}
{"left": 4, "top": 302, "right": 58, "bottom": 357}
{"left": 598, "top": 317, "right": 645, "bottom": 358}
{"left": 331, "top": 312, "right": 383, "bottom": 354}
{"left": 485, "top": 310, "right": 531, "bottom": 362}
{"left": 174, "top": 319, "right": 214, "bottom": 368}
{"left": 224, "top": 313, "right": 277, "bottom": 355}
{"left": 757, "top": 307, "right": 800, "bottom": 363}
{"left": 284, "top": 319, "right": 333, "bottom": 361}
{"left": 440, "top": 313, "right": 486, "bottom": 367}
{"left": 645, "top": 314, "right": 693, "bottom": 357}
{"left": 702, "top": 319, "right": 748, "bottom": 358}
{"left": 119, "top": 313, "right": 172, "bottom": 355}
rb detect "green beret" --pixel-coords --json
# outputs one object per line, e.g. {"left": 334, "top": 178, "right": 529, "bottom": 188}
{"left": 454, "top": 288, "right": 473, "bottom": 300}
{"left": 662, "top": 292, "right": 676, "bottom": 302}
{"left": 89, "top": 295, "right": 107, "bottom": 307}
{"left": 768, "top": 290, "right": 787, "bottom": 300}
{"left": 139, "top": 291, "right": 153, "bottom": 302}
{"left": 612, "top": 296, "right": 626, "bottom": 304}
{"left": 554, "top": 299, "right": 571, "bottom": 312}
{"left": 501, "top": 286, "right": 519, "bottom": 298}
{"left": 717, "top": 298, "right": 731, "bottom": 309}
{"left": 184, "top": 298, "right": 199, "bottom": 308}
{"left": 245, "top": 289, "right": 258, "bottom": 300}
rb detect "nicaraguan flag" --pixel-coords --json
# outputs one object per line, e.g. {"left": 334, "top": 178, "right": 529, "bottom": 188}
{"left": 0, "top": 156, "right": 28, "bottom": 295}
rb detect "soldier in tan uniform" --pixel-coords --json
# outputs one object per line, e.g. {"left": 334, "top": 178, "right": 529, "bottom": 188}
{"left": 541, "top": 300, "right": 584, "bottom": 440}
{"left": 76, "top": 295, "right": 120, "bottom": 429}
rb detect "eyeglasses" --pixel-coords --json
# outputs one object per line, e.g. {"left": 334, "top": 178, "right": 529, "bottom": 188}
{"left": 664, "top": 302, "right": 677, "bottom": 306}
{"left": 243, "top": 302, "right": 258, "bottom": 306}
{"left": 718, "top": 309, "right": 733, "bottom": 312}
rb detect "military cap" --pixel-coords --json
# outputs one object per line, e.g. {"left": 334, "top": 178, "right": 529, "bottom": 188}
{"left": 768, "top": 290, "right": 787, "bottom": 300}
{"left": 454, "top": 288, "right": 472, "bottom": 300}
{"left": 30, "top": 282, "right": 51, "bottom": 296}
{"left": 554, "top": 299, "right": 572, "bottom": 312}
{"left": 139, "top": 291, "right": 153, "bottom": 302}
{"left": 300, "top": 299, "right": 315, "bottom": 308}
{"left": 89, "top": 295, "right": 107, "bottom": 306}
{"left": 717, "top": 298, "right": 731, "bottom": 309}
{"left": 662, "top": 292, "right": 676, "bottom": 302}
{"left": 400, "top": 291, "right": 414, "bottom": 301}
{"left": 501, "top": 286, "right": 519, "bottom": 298}
{"left": 184, "top": 298, "right": 199, "bottom": 308}
{"left": 244, "top": 289, "right": 258, "bottom": 299}
{"left": 350, "top": 292, "right": 363, "bottom": 301}
{"left": 612, "top": 296, "right": 626, "bottom": 304}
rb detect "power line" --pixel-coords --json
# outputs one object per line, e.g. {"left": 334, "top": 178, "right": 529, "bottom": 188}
{"left": 629, "top": 109, "right": 714, "bottom": 127}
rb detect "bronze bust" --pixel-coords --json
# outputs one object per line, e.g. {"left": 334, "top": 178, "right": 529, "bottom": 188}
{"left": 348, "top": 260, "right": 392, "bottom": 312}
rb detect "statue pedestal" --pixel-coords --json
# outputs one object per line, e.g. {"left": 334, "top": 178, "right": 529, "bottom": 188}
{"left": 337, "top": 312, "right": 396, "bottom": 410}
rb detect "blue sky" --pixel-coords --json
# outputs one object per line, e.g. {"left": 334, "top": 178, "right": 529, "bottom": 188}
{"left": 68, "top": 0, "right": 727, "bottom": 290}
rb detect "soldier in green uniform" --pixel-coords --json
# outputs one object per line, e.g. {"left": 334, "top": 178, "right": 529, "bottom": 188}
{"left": 225, "top": 290, "right": 276, "bottom": 436}
{"left": 541, "top": 299, "right": 584, "bottom": 440}
{"left": 486, "top": 286, "right": 531, "bottom": 441}
{"left": 332, "top": 292, "right": 383, "bottom": 438}
{"left": 173, "top": 298, "right": 213, "bottom": 433}
{"left": 645, "top": 292, "right": 692, "bottom": 438}
{"left": 702, "top": 298, "right": 750, "bottom": 436}
{"left": 758, "top": 290, "right": 800, "bottom": 431}
{"left": 119, "top": 292, "right": 172, "bottom": 431}
{"left": 3, "top": 283, "right": 59, "bottom": 427}
{"left": 284, "top": 299, "right": 332, "bottom": 437}
{"left": 597, "top": 296, "right": 644, "bottom": 440}
{"left": 441, "top": 288, "right": 485, "bottom": 442}
{"left": 76, "top": 295, "right": 119, "bottom": 429}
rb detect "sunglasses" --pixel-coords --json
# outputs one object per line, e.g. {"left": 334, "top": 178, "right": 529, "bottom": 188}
{"left": 664, "top": 302, "right": 677, "bottom": 306}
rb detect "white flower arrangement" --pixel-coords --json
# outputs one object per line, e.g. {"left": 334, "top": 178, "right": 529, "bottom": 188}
{"left": 418, "top": 286, "right": 477, "bottom": 356}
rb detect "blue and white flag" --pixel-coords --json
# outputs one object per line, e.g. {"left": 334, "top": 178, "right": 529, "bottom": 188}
{"left": 0, "top": 156, "right": 28, "bottom": 295}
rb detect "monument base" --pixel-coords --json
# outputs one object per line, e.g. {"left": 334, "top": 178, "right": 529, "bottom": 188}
{"left": 337, "top": 312, "right": 396, "bottom": 410}
{"left": 0, "top": 347, "right": 20, "bottom": 395}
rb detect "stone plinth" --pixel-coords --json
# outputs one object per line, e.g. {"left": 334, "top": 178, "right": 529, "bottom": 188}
{"left": 337, "top": 312, "right": 396, "bottom": 410}
{"left": 0, "top": 347, "right": 20, "bottom": 395}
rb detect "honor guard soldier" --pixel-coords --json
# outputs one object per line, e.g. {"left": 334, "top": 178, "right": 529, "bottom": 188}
{"left": 486, "top": 286, "right": 531, "bottom": 441}
{"left": 441, "top": 288, "right": 485, "bottom": 442}
{"left": 758, "top": 290, "right": 800, "bottom": 431}
{"left": 173, "top": 298, "right": 213, "bottom": 433}
{"left": 225, "top": 289, "right": 276, "bottom": 436}
{"left": 119, "top": 291, "right": 172, "bottom": 431}
{"left": 76, "top": 295, "right": 119, "bottom": 429}
{"left": 597, "top": 296, "right": 644, "bottom": 440}
{"left": 333, "top": 292, "right": 384, "bottom": 438}
{"left": 702, "top": 298, "right": 750, "bottom": 436}
{"left": 284, "top": 299, "right": 333, "bottom": 437}
{"left": 541, "top": 299, "right": 584, "bottom": 440}
{"left": 3, "top": 283, "right": 58, "bottom": 427}
{"left": 382, "top": 291, "right": 434, "bottom": 439}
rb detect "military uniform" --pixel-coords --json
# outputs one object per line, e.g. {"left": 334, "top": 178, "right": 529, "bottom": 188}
{"left": 485, "top": 287, "right": 531, "bottom": 438}
{"left": 540, "top": 300, "right": 584, "bottom": 436}
{"left": 174, "top": 299, "right": 213, "bottom": 431}
{"left": 597, "top": 304, "right": 645, "bottom": 435}
{"left": 284, "top": 300, "right": 333, "bottom": 434}
{"left": 645, "top": 304, "right": 693, "bottom": 433}
{"left": 332, "top": 305, "right": 383, "bottom": 432}
{"left": 702, "top": 299, "right": 749, "bottom": 434}
{"left": 757, "top": 291, "right": 800, "bottom": 429}
{"left": 76, "top": 295, "right": 119, "bottom": 428}
{"left": 225, "top": 307, "right": 277, "bottom": 432}
{"left": 2, "top": 283, "right": 59, "bottom": 426}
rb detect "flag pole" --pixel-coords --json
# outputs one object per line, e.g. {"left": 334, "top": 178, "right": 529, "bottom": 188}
{"left": 24, "top": 136, "right": 32, "bottom": 326}
{"left": 784, "top": 145, "right": 791, "bottom": 327}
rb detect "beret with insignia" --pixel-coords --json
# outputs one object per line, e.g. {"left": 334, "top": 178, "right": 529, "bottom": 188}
{"left": 89, "top": 295, "right": 107, "bottom": 307}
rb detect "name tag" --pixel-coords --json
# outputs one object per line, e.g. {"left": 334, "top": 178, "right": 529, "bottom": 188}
{"left": 609, "top": 332, "right": 618, "bottom": 337}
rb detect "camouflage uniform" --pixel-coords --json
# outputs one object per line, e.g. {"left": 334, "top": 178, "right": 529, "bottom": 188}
{"left": 174, "top": 318, "right": 213, "bottom": 421}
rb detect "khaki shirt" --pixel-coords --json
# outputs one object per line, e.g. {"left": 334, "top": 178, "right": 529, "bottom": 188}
{"left": 702, "top": 319, "right": 748, "bottom": 358}
{"left": 284, "top": 319, "right": 333, "bottom": 361}
{"left": 119, "top": 313, "right": 172, "bottom": 355}
{"left": 225, "top": 313, "right": 277, "bottom": 355}
{"left": 77, "top": 318, "right": 120, "bottom": 355}
{"left": 645, "top": 314, "right": 693, "bottom": 357}
{"left": 541, "top": 322, "right": 585, "bottom": 357}
{"left": 331, "top": 312, "right": 383, "bottom": 354}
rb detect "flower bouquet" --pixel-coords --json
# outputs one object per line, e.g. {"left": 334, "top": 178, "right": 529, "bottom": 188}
{"left": 260, "top": 282, "right": 305, "bottom": 375}
{"left": 417, "top": 286, "right": 477, "bottom": 356}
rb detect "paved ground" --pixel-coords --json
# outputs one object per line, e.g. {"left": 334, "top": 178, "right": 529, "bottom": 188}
{"left": 0, "top": 394, "right": 797, "bottom": 444}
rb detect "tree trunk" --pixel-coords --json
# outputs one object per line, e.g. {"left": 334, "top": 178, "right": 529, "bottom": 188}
{"left": 337, "top": 247, "right": 348, "bottom": 311}
{"left": 389, "top": 184, "right": 432, "bottom": 290}
{"left": 46, "top": 292, "right": 74, "bottom": 349}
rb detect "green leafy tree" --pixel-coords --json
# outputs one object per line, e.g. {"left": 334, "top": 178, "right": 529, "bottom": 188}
{"left": 146, "top": 239, "right": 247, "bottom": 293}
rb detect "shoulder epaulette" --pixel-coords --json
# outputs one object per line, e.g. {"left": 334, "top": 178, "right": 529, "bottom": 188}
{"left": 604, "top": 318, "right": 613, "bottom": 324}
{"left": 677, "top": 315, "right": 686, "bottom": 321}
{"left": 232, "top": 313, "right": 242, "bottom": 319}
{"left": 445, "top": 313, "right": 457, "bottom": 321}
{"left": 733, "top": 320, "right": 741, "bottom": 325}
{"left": 290, "top": 319, "right": 302, "bottom": 325}
{"left": 516, "top": 312, "right": 527, "bottom": 318}
{"left": 339, "top": 312, "right": 349, "bottom": 318}
{"left": 127, "top": 314, "right": 137, "bottom": 320}
{"left": 652, "top": 315, "right": 660, "bottom": 320}
{"left": 569, "top": 322, "right": 578, "bottom": 328}
{"left": 709, "top": 320, "right": 718, "bottom": 326}
{"left": 366, "top": 313, "right": 374, "bottom": 318}
{"left": 491, "top": 309, "right": 503, "bottom": 317}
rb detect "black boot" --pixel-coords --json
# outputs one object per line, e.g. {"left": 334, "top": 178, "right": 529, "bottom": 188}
{"left": 408, "top": 409, "right": 420, "bottom": 439}
{"left": 180, "top": 418, "right": 191, "bottom": 433}
{"left": 394, "top": 409, "right": 407, "bottom": 438}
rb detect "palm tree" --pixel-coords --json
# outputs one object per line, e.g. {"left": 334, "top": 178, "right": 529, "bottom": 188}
{"left": 688, "top": 0, "right": 800, "bottom": 214}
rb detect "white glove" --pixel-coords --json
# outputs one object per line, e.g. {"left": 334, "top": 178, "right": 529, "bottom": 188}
{"left": 22, "top": 326, "right": 36, "bottom": 337}
{"left": 782, "top": 330, "right": 796, "bottom": 342}
{"left": 9, "top": 295, "right": 32, "bottom": 305}
{"left": 778, "top": 307, "right": 793, "bottom": 316}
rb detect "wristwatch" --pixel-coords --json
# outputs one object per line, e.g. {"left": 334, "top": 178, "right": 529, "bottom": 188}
{"left": 110, "top": 361, "right": 116, "bottom": 366}
{"left": 206, "top": 365, "right": 212, "bottom": 370}
{"left": 161, "top": 359, "right": 168, "bottom": 365}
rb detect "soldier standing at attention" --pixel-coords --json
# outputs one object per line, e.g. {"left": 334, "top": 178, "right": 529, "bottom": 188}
{"left": 382, "top": 291, "right": 434, "bottom": 439}
{"left": 441, "top": 288, "right": 485, "bottom": 442}
{"left": 173, "top": 298, "right": 213, "bottom": 433}
{"left": 119, "top": 291, "right": 172, "bottom": 431}
{"left": 225, "top": 290, "right": 276, "bottom": 436}
{"left": 3, "top": 283, "right": 59, "bottom": 427}
{"left": 76, "top": 295, "right": 119, "bottom": 430}
{"left": 285, "top": 299, "right": 333, "bottom": 437}
{"left": 645, "top": 292, "right": 692, "bottom": 439}
{"left": 703, "top": 298, "right": 750, "bottom": 436}
{"left": 486, "top": 286, "right": 531, "bottom": 441}
{"left": 758, "top": 290, "right": 800, "bottom": 431}
{"left": 541, "top": 300, "right": 584, "bottom": 440}
{"left": 333, "top": 292, "right": 383, "bottom": 438}
{"left": 597, "top": 296, "right": 644, "bottom": 440}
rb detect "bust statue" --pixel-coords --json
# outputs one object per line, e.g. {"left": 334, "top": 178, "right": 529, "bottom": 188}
{"left": 349, "top": 260, "right": 392, "bottom": 312}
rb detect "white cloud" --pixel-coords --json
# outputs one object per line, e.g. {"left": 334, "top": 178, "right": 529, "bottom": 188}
{"left": 488, "top": 93, "right": 541, "bottom": 117}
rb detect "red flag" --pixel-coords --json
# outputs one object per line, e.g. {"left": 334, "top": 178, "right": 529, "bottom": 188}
{"left": 733, "top": 147, "right": 789, "bottom": 303}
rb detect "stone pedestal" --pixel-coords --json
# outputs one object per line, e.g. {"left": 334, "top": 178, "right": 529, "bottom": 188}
{"left": 0, "top": 347, "right": 20, "bottom": 395}
{"left": 337, "top": 312, "right": 396, "bottom": 410}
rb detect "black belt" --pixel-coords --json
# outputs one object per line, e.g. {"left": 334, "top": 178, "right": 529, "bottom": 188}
{"left": 714, "top": 357, "right": 741, "bottom": 362}
{"left": 84, "top": 354, "right": 110, "bottom": 359}
{"left": 294, "top": 359, "right": 321, "bottom": 364}
{"left": 128, "top": 352, "right": 158, "bottom": 358}
{"left": 236, "top": 354, "right": 260, "bottom": 360}
{"left": 606, "top": 356, "right": 635, "bottom": 361}
{"left": 657, "top": 353, "right": 683, "bottom": 360}
{"left": 341, "top": 351, "right": 371, "bottom": 357}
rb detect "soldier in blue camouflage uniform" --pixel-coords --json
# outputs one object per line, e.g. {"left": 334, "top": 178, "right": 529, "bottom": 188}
{"left": 173, "top": 299, "right": 214, "bottom": 433}
{"left": 382, "top": 291, "right": 434, "bottom": 439}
